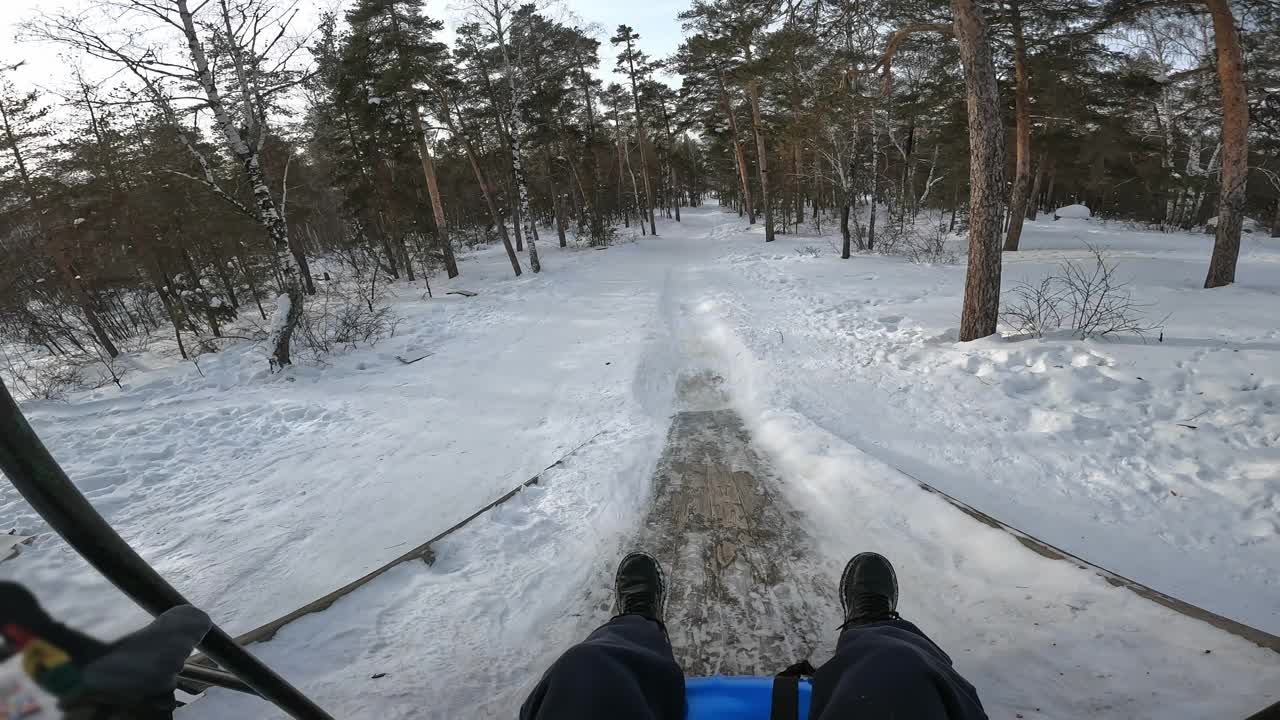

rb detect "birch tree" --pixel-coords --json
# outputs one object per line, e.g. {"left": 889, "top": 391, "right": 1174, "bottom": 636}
{"left": 34, "top": 0, "right": 309, "bottom": 368}
{"left": 464, "top": 0, "right": 541, "bottom": 272}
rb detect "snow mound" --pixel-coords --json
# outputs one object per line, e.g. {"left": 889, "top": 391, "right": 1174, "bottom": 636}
{"left": 1054, "top": 204, "right": 1091, "bottom": 220}
{"left": 1205, "top": 216, "right": 1260, "bottom": 232}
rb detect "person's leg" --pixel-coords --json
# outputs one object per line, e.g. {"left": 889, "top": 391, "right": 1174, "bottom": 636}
{"left": 520, "top": 552, "right": 684, "bottom": 720}
{"left": 811, "top": 618, "right": 986, "bottom": 719}
{"left": 519, "top": 614, "right": 684, "bottom": 720}
{"left": 810, "top": 553, "right": 987, "bottom": 720}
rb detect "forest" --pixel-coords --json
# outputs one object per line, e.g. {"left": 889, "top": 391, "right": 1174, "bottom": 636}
{"left": 1, "top": 0, "right": 1278, "bottom": 387}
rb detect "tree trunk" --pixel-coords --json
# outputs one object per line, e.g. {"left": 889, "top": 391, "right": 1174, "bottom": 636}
{"left": 176, "top": 0, "right": 299, "bottom": 368}
{"left": 508, "top": 176, "right": 524, "bottom": 251}
{"left": 749, "top": 79, "right": 775, "bottom": 242}
{"left": 438, "top": 89, "right": 520, "bottom": 276}
{"left": 868, "top": 111, "right": 881, "bottom": 250}
{"left": 497, "top": 22, "right": 539, "bottom": 272}
{"left": 1003, "top": 0, "right": 1032, "bottom": 252}
{"left": 1271, "top": 197, "right": 1280, "bottom": 238}
{"left": 841, "top": 204, "right": 852, "bottom": 259}
{"left": 793, "top": 102, "right": 805, "bottom": 225}
{"left": 544, "top": 145, "right": 568, "bottom": 247}
{"left": 412, "top": 104, "right": 459, "bottom": 279}
{"left": 624, "top": 36, "right": 658, "bottom": 236}
{"left": 623, "top": 130, "right": 646, "bottom": 235}
{"left": 658, "top": 95, "right": 682, "bottom": 222}
{"left": 397, "top": 234, "right": 416, "bottom": 282}
{"left": 953, "top": 0, "right": 1007, "bottom": 341}
{"left": 1203, "top": 0, "right": 1248, "bottom": 288}
{"left": 720, "top": 72, "right": 755, "bottom": 224}
{"left": 293, "top": 244, "right": 316, "bottom": 294}
{"left": 1026, "top": 150, "right": 1045, "bottom": 221}
{"left": 376, "top": 219, "right": 400, "bottom": 279}
{"left": 1043, "top": 159, "right": 1056, "bottom": 216}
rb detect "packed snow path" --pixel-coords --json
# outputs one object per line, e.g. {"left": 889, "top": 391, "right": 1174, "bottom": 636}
{"left": 639, "top": 369, "right": 832, "bottom": 675}
{"left": 4, "top": 204, "right": 1278, "bottom": 718}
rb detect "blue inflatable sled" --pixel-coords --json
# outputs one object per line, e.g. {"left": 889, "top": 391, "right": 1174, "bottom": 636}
{"left": 685, "top": 676, "right": 812, "bottom": 719}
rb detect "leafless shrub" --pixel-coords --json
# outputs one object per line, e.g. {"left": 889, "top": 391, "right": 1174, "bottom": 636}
{"left": 1001, "top": 244, "right": 1166, "bottom": 339}
{"left": 1000, "top": 276, "right": 1066, "bottom": 337}
{"left": 296, "top": 251, "right": 400, "bottom": 361}
{"left": 86, "top": 342, "right": 127, "bottom": 390}
{"left": 901, "top": 223, "right": 960, "bottom": 264}
{"left": 2, "top": 357, "right": 86, "bottom": 400}
{"left": 795, "top": 245, "right": 822, "bottom": 258}
{"left": 872, "top": 222, "right": 904, "bottom": 254}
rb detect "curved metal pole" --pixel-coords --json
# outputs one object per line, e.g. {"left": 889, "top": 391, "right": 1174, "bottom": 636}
{"left": 0, "top": 379, "right": 333, "bottom": 720}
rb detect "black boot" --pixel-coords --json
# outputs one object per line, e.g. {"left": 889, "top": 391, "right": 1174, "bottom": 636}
{"left": 615, "top": 551, "right": 665, "bottom": 622}
{"left": 839, "top": 552, "right": 900, "bottom": 628}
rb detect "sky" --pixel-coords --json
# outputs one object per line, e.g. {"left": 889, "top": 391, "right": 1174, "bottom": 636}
{"left": 0, "top": 0, "right": 691, "bottom": 95}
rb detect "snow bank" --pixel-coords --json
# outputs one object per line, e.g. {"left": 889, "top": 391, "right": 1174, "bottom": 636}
{"left": 1205, "top": 215, "right": 1260, "bottom": 232}
{"left": 1054, "top": 203, "right": 1091, "bottom": 219}
{"left": 680, "top": 289, "right": 1278, "bottom": 718}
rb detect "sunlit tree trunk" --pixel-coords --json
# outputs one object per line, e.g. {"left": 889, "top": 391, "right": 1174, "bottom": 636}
{"left": 749, "top": 79, "right": 775, "bottom": 242}
{"left": 1203, "top": 0, "right": 1248, "bottom": 288}
{"left": 952, "top": 0, "right": 1006, "bottom": 341}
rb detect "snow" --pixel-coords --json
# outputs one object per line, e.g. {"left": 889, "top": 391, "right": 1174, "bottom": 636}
{"left": 209, "top": 296, "right": 223, "bottom": 308}
{"left": 1054, "top": 203, "right": 1091, "bottom": 219}
{"left": 1206, "top": 215, "right": 1261, "bottom": 231}
{"left": 266, "top": 293, "right": 291, "bottom": 335}
{"left": 2, "top": 205, "right": 1278, "bottom": 719}
{"left": 1, "top": 532, "right": 32, "bottom": 561}
{"left": 73, "top": 217, "right": 85, "bottom": 226}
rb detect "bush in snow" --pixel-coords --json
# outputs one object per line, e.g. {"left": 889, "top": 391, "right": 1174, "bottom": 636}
{"left": 874, "top": 221, "right": 959, "bottom": 264}
{"left": 0, "top": 351, "right": 85, "bottom": 401}
{"left": 295, "top": 246, "right": 400, "bottom": 361}
{"left": 901, "top": 223, "right": 960, "bottom": 264}
{"left": 1001, "top": 245, "right": 1164, "bottom": 340}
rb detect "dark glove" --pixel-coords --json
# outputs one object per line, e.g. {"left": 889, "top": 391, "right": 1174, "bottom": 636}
{"left": 1, "top": 581, "right": 212, "bottom": 720}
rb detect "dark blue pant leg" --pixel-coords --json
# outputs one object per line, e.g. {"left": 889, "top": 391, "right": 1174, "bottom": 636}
{"left": 810, "top": 619, "right": 987, "bottom": 720}
{"left": 520, "top": 614, "right": 686, "bottom": 720}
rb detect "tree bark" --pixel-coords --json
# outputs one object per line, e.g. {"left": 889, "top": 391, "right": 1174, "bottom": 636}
{"left": 411, "top": 104, "right": 459, "bottom": 278}
{"left": 496, "top": 15, "right": 540, "bottom": 272}
{"left": 1003, "top": 0, "right": 1032, "bottom": 252}
{"left": 749, "top": 79, "right": 775, "bottom": 242}
{"left": 868, "top": 110, "right": 881, "bottom": 250}
{"left": 176, "top": 0, "right": 300, "bottom": 368}
{"left": 793, "top": 102, "right": 805, "bottom": 225}
{"left": 840, "top": 204, "right": 852, "bottom": 258}
{"left": 658, "top": 94, "right": 681, "bottom": 222}
{"left": 1043, "top": 158, "right": 1056, "bottom": 216}
{"left": 952, "top": 0, "right": 1007, "bottom": 341}
{"left": 623, "top": 129, "right": 647, "bottom": 235}
{"left": 720, "top": 72, "right": 755, "bottom": 224}
{"left": 623, "top": 34, "right": 658, "bottom": 236}
{"left": 1026, "top": 150, "right": 1046, "bottom": 220}
{"left": 1202, "top": 0, "right": 1248, "bottom": 288}
{"left": 545, "top": 145, "right": 568, "bottom": 247}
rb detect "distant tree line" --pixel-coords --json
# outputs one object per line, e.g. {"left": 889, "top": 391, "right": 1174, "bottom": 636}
{"left": 1, "top": 0, "right": 1276, "bottom": 378}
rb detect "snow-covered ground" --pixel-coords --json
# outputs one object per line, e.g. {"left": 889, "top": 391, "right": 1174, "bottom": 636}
{"left": 2, "top": 204, "right": 1278, "bottom": 718}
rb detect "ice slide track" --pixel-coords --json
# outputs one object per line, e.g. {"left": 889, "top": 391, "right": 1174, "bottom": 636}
{"left": 201, "top": 374, "right": 1280, "bottom": 663}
